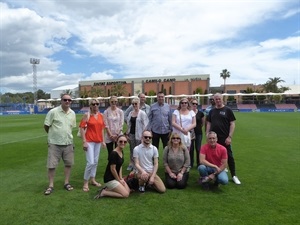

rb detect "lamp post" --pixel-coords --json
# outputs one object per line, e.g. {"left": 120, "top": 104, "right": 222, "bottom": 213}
{"left": 30, "top": 58, "right": 40, "bottom": 104}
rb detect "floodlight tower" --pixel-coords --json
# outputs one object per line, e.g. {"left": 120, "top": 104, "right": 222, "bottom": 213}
{"left": 30, "top": 58, "right": 40, "bottom": 104}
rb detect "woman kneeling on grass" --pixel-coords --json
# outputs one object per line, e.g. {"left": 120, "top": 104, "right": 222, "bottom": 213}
{"left": 163, "top": 132, "right": 190, "bottom": 189}
{"left": 95, "top": 135, "right": 130, "bottom": 199}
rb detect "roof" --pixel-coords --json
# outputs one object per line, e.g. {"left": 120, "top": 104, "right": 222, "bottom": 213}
{"left": 51, "top": 84, "right": 78, "bottom": 91}
{"left": 284, "top": 85, "right": 300, "bottom": 95}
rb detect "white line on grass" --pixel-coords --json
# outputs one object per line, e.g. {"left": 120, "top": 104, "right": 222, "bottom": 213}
{"left": 0, "top": 134, "right": 47, "bottom": 145}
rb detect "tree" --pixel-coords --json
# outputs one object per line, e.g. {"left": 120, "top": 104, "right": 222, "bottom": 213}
{"left": 263, "top": 77, "right": 285, "bottom": 93}
{"left": 262, "top": 77, "right": 290, "bottom": 103}
{"left": 220, "top": 69, "right": 231, "bottom": 93}
{"left": 63, "top": 89, "right": 73, "bottom": 98}
{"left": 111, "top": 84, "right": 127, "bottom": 96}
{"left": 90, "top": 87, "right": 105, "bottom": 98}
{"left": 36, "top": 89, "right": 50, "bottom": 100}
{"left": 147, "top": 90, "right": 156, "bottom": 105}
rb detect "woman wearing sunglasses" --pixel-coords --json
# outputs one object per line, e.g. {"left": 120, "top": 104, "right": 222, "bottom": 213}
{"left": 79, "top": 99, "right": 106, "bottom": 192}
{"left": 94, "top": 135, "right": 130, "bottom": 199}
{"left": 103, "top": 96, "right": 124, "bottom": 159}
{"left": 163, "top": 133, "right": 190, "bottom": 189}
{"left": 172, "top": 98, "right": 196, "bottom": 149}
{"left": 125, "top": 98, "right": 149, "bottom": 171}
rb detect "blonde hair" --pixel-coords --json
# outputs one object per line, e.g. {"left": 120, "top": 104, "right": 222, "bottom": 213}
{"left": 131, "top": 97, "right": 140, "bottom": 104}
{"left": 167, "top": 132, "right": 184, "bottom": 149}
{"left": 89, "top": 98, "right": 99, "bottom": 113}
{"left": 177, "top": 98, "right": 190, "bottom": 110}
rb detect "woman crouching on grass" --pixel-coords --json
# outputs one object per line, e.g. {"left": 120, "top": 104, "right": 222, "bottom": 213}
{"left": 94, "top": 135, "right": 130, "bottom": 199}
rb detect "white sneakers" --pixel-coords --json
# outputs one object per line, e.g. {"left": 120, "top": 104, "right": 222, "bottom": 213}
{"left": 232, "top": 176, "right": 241, "bottom": 185}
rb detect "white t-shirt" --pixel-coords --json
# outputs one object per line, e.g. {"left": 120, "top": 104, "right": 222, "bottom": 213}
{"left": 172, "top": 109, "right": 196, "bottom": 134}
{"left": 133, "top": 143, "right": 159, "bottom": 173}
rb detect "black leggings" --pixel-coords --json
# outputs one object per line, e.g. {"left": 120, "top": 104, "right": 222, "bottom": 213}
{"left": 165, "top": 172, "right": 189, "bottom": 189}
{"left": 106, "top": 141, "right": 117, "bottom": 160}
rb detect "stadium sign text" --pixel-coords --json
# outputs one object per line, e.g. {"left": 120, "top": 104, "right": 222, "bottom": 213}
{"left": 145, "top": 78, "right": 176, "bottom": 83}
{"left": 93, "top": 81, "right": 127, "bottom": 86}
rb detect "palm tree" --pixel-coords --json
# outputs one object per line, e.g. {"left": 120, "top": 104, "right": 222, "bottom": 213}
{"left": 90, "top": 87, "right": 105, "bottom": 98}
{"left": 111, "top": 84, "right": 127, "bottom": 96}
{"left": 263, "top": 77, "right": 285, "bottom": 93}
{"left": 262, "top": 77, "right": 291, "bottom": 103}
{"left": 220, "top": 69, "right": 231, "bottom": 93}
{"left": 62, "top": 89, "right": 73, "bottom": 98}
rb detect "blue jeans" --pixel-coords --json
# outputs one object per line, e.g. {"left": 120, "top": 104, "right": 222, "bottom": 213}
{"left": 198, "top": 165, "right": 228, "bottom": 185}
{"left": 190, "top": 134, "right": 202, "bottom": 167}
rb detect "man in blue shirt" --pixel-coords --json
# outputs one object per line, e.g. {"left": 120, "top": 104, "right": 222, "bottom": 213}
{"left": 147, "top": 92, "right": 172, "bottom": 150}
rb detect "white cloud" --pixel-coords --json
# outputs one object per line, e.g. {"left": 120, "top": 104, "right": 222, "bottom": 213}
{"left": 0, "top": 0, "right": 299, "bottom": 94}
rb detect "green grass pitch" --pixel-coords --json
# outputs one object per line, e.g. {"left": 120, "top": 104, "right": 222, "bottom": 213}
{"left": 0, "top": 112, "right": 299, "bottom": 225}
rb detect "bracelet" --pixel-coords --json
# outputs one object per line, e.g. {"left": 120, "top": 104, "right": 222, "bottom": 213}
{"left": 228, "top": 135, "right": 232, "bottom": 138}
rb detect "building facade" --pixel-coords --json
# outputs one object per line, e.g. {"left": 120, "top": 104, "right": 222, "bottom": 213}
{"left": 79, "top": 74, "right": 210, "bottom": 97}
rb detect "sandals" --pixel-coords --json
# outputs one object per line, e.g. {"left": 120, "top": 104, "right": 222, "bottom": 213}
{"left": 44, "top": 187, "right": 54, "bottom": 195}
{"left": 82, "top": 186, "right": 89, "bottom": 192}
{"left": 64, "top": 183, "right": 74, "bottom": 191}
{"left": 94, "top": 187, "right": 106, "bottom": 199}
{"left": 90, "top": 181, "right": 102, "bottom": 187}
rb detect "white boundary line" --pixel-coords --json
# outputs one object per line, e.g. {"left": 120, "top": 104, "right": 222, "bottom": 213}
{"left": 0, "top": 134, "right": 47, "bottom": 145}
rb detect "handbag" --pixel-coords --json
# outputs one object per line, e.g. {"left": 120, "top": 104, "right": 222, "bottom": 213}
{"left": 179, "top": 113, "right": 191, "bottom": 147}
{"left": 77, "top": 112, "right": 90, "bottom": 138}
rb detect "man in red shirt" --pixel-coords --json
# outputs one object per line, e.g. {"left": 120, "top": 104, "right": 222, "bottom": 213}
{"left": 198, "top": 131, "right": 228, "bottom": 190}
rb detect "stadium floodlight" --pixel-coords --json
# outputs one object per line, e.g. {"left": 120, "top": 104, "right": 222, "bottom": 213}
{"left": 30, "top": 58, "right": 40, "bottom": 104}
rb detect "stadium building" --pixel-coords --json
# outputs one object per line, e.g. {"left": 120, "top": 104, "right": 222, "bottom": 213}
{"left": 78, "top": 74, "right": 211, "bottom": 97}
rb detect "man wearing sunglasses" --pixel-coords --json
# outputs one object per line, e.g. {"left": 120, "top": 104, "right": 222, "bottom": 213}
{"left": 43, "top": 94, "right": 76, "bottom": 195}
{"left": 133, "top": 130, "right": 166, "bottom": 193}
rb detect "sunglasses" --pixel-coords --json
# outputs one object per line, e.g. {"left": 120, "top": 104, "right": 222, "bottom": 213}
{"left": 91, "top": 103, "right": 99, "bottom": 106}
{"left": 143, "top": 136, "right": 152, "bottom": 139}
{"left": 181, "top": 102, "right": 188, "bottom": 104}
{"left": 172, "top": 137, "right": 181, "bottom": 140}
{"left": 118, "top": 140, "right": 127, "bottom": 144}
{"left": 110, "top": 101, "right": 117, "bottom": 103}
{"left": 192, "top": 103, "right": 198, "bottom": 105}
{"left": 63, "top": 99, "right": 72, "bottom": 102}
{"left": 132, "top": 103, "right": 138, "bottom": 106}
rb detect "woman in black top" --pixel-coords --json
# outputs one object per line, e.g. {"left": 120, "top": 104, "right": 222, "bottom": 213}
{"left": 95, "top": 135, "right": 130, "bottom": 198}
{"left": 189, "top": 99, "right": 205, "bottom": 168}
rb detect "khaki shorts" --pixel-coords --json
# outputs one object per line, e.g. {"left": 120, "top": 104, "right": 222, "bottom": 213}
{"left": 47, "top": 144, "right": 74, "bottom": 168}
{"left": 105, "top": 180, "right": 120, "bottom": 190}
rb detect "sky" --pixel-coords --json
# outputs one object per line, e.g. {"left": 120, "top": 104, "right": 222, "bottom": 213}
{"left": 0, "top": 0, "right": 299, "bottom": 94}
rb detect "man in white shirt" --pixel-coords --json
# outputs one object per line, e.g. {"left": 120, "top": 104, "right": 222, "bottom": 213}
{"left": 133, "top": 130, "right": 166, "bottom": 193}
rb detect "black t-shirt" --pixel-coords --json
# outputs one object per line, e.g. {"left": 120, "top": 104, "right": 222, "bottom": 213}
{"left": 194, "top": 110, "right": 205, "bottom": 135}
{"left": 104, "top": 150, "right": 124, "bottom": 183}
{"left": 130, "top": 116, "right": 137, "bottom": 134}
{"left": 207, "top": 106, "right": 236, "bottom": 142}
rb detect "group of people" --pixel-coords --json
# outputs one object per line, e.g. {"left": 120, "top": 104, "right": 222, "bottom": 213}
{"left": 43, "top": 92, "right": 241, "bottom": 196}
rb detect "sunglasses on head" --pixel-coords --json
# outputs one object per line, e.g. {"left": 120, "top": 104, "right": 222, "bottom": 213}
{"left": 143, "top": 136, "right": 152, "bottom": 139}
{"left": 91, "top": 103, "right": 99, "bottom": 106}
{"left": 118, "top": 140, "right": 127, "bottom": 144}
{"left": 63, "top": 99, "right": 72, "bottom": 102}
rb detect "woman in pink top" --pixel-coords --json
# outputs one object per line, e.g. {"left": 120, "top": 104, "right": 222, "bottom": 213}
{"left": 103, "top": 96, "right": 124, "bottom": 159}
{"left": 79, "top": 99, "right": 106, "bottom": 192}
